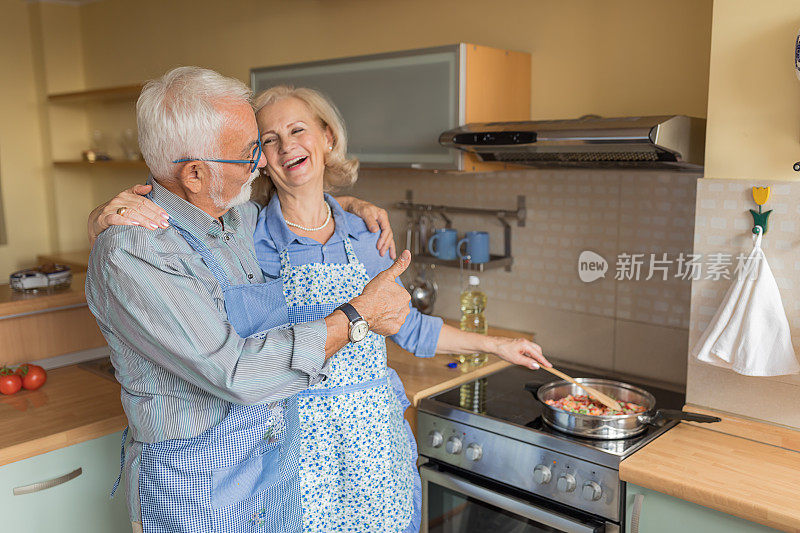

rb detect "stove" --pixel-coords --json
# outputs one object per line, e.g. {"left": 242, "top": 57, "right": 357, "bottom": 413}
{"left": 417, "top": 364, "right": 684, "bottom": 532}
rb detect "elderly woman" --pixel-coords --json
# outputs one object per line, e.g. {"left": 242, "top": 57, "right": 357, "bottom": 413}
{"left": 93, "top": 86, "right": 550, "bottom": 533}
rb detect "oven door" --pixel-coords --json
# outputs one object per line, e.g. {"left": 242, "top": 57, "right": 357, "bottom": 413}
{"left": 421, "top": 464, "right": 617, "bottom": 533}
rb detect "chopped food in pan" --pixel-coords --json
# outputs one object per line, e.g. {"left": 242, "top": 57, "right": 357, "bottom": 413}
{"left": 545, "top": 394, "right": 647, "bottom": 416}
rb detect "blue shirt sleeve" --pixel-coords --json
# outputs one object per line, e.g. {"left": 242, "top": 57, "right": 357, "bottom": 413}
{"left": 354, "top": 220, "right": 443, "bottom": 358}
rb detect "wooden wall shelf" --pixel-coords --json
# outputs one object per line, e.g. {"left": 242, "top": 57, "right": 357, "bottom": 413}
{"left": 47, "top": 84, "right": 143, "bottom": 103}
{"left": 53, "top": 160, "right": 147, "bottom": 169}
{"left": 396, "top": 190, "right": 525, "bottom": 272}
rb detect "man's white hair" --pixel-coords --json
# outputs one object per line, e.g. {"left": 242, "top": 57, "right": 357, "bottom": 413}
{"left": 137, "top": 66, "right": 252, "bottom": 181}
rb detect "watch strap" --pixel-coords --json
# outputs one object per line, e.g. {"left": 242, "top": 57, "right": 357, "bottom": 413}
{"left": 335, "top": 302, "right": 363, "bottom": 324}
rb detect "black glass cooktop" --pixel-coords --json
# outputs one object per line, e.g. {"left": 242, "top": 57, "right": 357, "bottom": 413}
{"left": 430, "top": 364, "right": 685, "bottom": 456}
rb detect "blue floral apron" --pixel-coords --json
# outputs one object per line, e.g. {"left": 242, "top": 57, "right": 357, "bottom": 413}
{"left": 278, "top": 236, "right": 418, "bottom": 532}
{"left": 134, "top": 219, "right": 303, "bottom": 533}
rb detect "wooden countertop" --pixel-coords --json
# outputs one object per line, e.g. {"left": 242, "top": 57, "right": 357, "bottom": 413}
{"left": 386, "top": 322, "right": 535, "bottom": 405}
{"left": 0, "top": 321, "right": 531, "bottom": 466}
{"left": 0, "top": 365, "right": 126, "bottom": 466}
{"left": 620, "top": 408, "right": 800, "bottom": 532}
{"left": 0, "top": 272, "right": 89, "bottom": 319}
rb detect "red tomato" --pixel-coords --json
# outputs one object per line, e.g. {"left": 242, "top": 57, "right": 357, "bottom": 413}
{"left": 0, "top": 374, "right": 22, "bottom": 395}
{"left": 15, "top": 364, "right": 47, "bottom": 391}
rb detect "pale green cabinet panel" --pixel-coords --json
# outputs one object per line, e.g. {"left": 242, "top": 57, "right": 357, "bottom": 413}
{"left": 0, "top": 431, "right": 130, "bottom": 532}
{"left": 625, "top": 484, "right": 778, "bottom": 533}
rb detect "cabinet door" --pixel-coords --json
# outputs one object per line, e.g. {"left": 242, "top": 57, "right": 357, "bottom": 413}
{"left": 251, "top": 45, "right": 463, "bottom": 169}
{"left": 625, "top": 484, "right": 778, "bottom": 533}
{"left": 0, "top": 431, "right": 130, "bottom": 532}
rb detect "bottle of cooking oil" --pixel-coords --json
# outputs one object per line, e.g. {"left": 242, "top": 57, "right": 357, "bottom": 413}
{"left": 457, "top": 275, "right": 488, "bottom": 367}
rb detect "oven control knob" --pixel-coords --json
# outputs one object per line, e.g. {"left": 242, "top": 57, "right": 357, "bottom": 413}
{"left": 557, "top": 474, "right": 576, "bottom": 493}
{"left": 428, "top": 431, "right": 444, "bottom": 448}
{"left": 532, "top": 465, "right": 552, "bottom": 485}
{"left": 465, "top": 444, "right": 483, "bottom": 462}
{"left": 582, "top": 481, "right": 603, "bottom": 501}
{"left": 446, "top": 436, "right": 463, "bottom": 455}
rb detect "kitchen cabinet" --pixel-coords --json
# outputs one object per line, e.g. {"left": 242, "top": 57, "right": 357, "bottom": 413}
{"left": 0, "top": 430, "right": 130, "bottom": 532}
{"left": 0, "top": 273, "right": 106, "bottom": 366}
{"left": 625, "top": 484, "right": 778, "bottom": 533}
{"left": 251, "top": 43, "right": 531, "bottom": 171}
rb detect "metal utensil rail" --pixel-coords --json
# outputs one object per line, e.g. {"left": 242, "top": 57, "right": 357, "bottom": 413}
{"left": 395, "top": 190, "right": 526, "bottom": 272}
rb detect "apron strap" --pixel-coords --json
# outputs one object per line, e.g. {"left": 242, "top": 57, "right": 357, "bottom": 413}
{"left": 297, "top": 376, "right": 387, "bottom": 397}
{"left": 145, "top": 191, "right": 233, "bottom": 290}
{"left": 342, "top": 235, "right": 359, "bottom": 265}
{"left": 110, "top": 426, "right": 129, "bottom": 498}
{"left": 279, "top": 247, "right": 292, "bottom": 273}
{"left": 170, "top": 223, "right": 232, "bottom": 291}
{"left": 278, "top": 234, "right": 359, "bottom": 276}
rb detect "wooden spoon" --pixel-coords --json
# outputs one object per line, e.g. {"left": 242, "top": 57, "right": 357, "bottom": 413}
{"left": 540, "top": 366, "right": 623, "bottom": 412}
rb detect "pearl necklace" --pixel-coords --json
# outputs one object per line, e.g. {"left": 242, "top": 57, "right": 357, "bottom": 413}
{"left": 285, "top": 201, "right": 332, "bottom": 232}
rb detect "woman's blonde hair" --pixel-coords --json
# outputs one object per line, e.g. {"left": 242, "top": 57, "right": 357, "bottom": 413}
{"left": 251, "top": 85, "right": 359, "bottom": 205}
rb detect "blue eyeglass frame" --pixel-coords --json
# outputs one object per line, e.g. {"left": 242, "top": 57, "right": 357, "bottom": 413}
{"left": 172, "top": 132, "right": 262, "bottom": 174}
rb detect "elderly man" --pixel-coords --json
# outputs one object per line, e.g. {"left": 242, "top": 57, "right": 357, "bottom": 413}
{"left": 85, "top": 66, "right": 411, "bottom": 533}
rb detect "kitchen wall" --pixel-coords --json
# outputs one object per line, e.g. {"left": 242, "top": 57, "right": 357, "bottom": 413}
{"left": 0, "top": 2, "right": 53, "bottom": 275}
{"left": 688, "top": 179, "right": 800, "bottom": 428}
{"left": 352, "top": 168, "right": 700, "bottom": 386}
{"left": 685, "top": 0, "right": 800, "bottom": 429}
{"left": 33, "top": 0, "right": 713, "bottom": 252}
{"left": 4, "top": 0, "right": 796, "bottom": 421}
{"left": 0, "top": 0, "right": 712, "bottom": 385}
{"left": 76, "top": 0, "right": 713, "bottom": 120}
{"left": 0, "top": 0, "right": 716, "bottom": 270}
{"left": 704, "top": 0, "right": 800, "bottom": 181}
{"left": 1, "top": 0, "right": 713, "bottom": 258}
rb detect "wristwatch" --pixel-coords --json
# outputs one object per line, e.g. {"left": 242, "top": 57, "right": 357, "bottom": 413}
{"left": 335, "top": 303, "right": 370, "bottom": 342}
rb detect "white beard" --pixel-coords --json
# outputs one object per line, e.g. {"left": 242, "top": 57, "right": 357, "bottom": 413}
{"left": 210, "top": 167, "right": 258, "bottom": 210}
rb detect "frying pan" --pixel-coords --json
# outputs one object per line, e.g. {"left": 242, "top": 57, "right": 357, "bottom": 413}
{"left": 525, "top": 378, "right": 720, "bottom": 440}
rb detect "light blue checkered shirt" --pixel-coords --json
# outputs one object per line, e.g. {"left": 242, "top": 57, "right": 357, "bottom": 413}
{"left": 85, "top": 179, "right": 328, "bottom": 521}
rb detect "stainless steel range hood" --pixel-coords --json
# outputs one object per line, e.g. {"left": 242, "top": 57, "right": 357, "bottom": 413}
{"left": 439, "top": 115, "right": 705, "bottom": 170}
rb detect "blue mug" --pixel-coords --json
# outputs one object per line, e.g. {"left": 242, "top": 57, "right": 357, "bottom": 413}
{"left": 428, "top": 228, "right": 458, "bottom": 260}
{"left": 457, "top": 231, "right": 490, "bottom": 264}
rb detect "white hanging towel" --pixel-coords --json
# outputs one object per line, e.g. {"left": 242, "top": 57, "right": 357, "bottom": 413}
{"left": 691, "top": 229, "right": 800, "bottom": 376}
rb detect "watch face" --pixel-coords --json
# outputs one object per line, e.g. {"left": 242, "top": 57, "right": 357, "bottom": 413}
{"left": 350, "top": 320, "right": 369, "bottom": 342}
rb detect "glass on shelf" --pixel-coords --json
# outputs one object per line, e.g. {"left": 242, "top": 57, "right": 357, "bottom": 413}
{"left": 120, "top": 128, "right": 141, "bottom": 160}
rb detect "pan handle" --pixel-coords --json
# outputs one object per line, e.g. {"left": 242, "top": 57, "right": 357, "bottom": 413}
{"left": 641, "top": 409, "right": 721, "bottom": 426}
{"left": 523, "top": 382, "right": 539, "bottom": 394}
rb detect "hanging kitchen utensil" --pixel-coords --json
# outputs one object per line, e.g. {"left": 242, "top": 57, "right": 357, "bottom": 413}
{"left": 404, "top": 213, "right": 420, "bottom": 255}
{"left": 418, "top": 212, "right": 434, "bottom": 255}
{"left": 408, "top": 265, "right": 437, "bottom": 315}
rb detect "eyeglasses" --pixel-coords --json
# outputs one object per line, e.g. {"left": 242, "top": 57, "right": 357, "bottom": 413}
{"left": 172, "top": 132, "right": 262, "bottom": 174}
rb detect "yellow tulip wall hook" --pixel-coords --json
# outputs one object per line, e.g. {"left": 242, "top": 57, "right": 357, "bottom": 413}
{"left": 749, "top": 186, "right": 772, "bottom": 234}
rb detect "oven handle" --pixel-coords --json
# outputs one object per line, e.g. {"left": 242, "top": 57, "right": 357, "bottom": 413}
{"left": 420, "top": 465, "right": 604, "bottom": 533}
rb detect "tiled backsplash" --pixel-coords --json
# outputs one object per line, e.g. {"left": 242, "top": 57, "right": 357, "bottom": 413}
{"left": 687, "top": 179, "right": 800, "bottom": 428}
{"left": 349, "top": 168, "right": 701, "bottom": 386}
